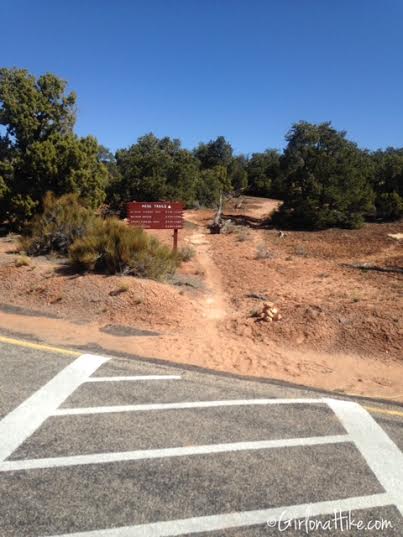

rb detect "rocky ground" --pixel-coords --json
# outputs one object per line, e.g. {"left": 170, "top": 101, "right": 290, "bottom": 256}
{"left": 0, "top": 196, "right": 402, "bottom": 401}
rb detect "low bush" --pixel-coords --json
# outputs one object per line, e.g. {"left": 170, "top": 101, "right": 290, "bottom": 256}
{"left": 69, "top": 219, "right": 178, "bottom": 279}
{"left": 235, "top": 227, "right": 249, "bottom": 242}
{"left": 177, "top": 245, "right": 196, "bottom": 262}
{"left": 220, "top": 221, "right": 237, "bottom": 234}
{"left": 255, "top": 243, "right": 272, "bottom": 259}
{"left": 21, "top": 192, "right": 96, "bottom": 255}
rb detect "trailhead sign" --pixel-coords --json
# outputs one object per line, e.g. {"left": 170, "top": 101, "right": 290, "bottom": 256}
{"left": 127, "top": 201, "right": 184, "bottom": 230}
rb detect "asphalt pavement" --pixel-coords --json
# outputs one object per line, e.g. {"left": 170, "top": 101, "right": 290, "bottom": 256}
{"left": 0, "top": 335, "right": 402, "bottom": 536}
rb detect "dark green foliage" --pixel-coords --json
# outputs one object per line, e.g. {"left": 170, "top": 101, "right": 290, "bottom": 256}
{"left": 197, "top": 166, "right": 230, "bottom": 207}
{"left": 375, "top": 192, "right": 403, "bottom": 220}
{"left": 0, "top": 68, "right": 76, "bottom": 150}
{"left": 21, "top": 192, "right": 96, "bottom": 255}
{"left": 272, "top": 122, "right": 375, "bottom": 229}
{"left": 371, "top": 148, "right": 403, "bottom": 220}
{"left": 228, "top": 155, "right": 248, "bottom": 192}
{"left": 111, "top": 133, "right": 236, "bottom": 211}
{"left": 0, "top": 135, "right": 12, "bottom": 202}
{"left": 9, "top": 134, "right": 108, "bottom": 221}
{"left": 194, "top": 136, "right": 233, "bottom": 170}
{"left": 69, "top": 218, "right": 178, "bottom": 279}
{"left": 193, "top": 136, "right": 245, "bottom": 202}
{"left": 111, "top": 134, "right": 201, "bottom": 212}
{"left": 0, "top": 68, "right": 110, "bottom": 224}
{"left": 247, "top": 150, "right": 281, "bottom": 197}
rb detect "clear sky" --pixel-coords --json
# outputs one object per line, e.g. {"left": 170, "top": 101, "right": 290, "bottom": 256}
{"left": 1, "top": 0, "right": 402, "bottom": 154}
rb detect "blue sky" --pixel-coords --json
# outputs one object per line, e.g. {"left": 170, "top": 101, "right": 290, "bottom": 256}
{"left": 1, "top": 0, "right": 402, "bottom": 154}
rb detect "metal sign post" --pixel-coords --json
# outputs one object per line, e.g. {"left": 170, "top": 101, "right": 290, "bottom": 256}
{"left": 127, "top": 201, "right": 184, "bottom": 252}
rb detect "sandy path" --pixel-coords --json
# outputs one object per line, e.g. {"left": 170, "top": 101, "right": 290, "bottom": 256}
{"left": 188, "top": 231, "right": 227, "bottom": 321}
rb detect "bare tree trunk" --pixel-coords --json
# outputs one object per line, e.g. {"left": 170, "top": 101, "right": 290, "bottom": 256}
{"left": 209, "top": 193, "right": 224, "bottom": 234}
{"left": 208, "top": 188, "right": 248, "bottom": 234}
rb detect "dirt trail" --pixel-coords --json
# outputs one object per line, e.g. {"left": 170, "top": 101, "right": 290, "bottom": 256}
{"left": 188, "top": 230, "right": 227, "bottom": 321}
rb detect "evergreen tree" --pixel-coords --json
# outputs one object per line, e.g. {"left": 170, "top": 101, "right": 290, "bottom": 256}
{"left": 0, "top": 68, "right": 109, "bottom": 224}
{"left": 247, "top": 149, "right": 281, "bottom": 197}
{"left": 194, "top": 136, "right": 233, "bottom": 170}
{"left": 112, "top": 134, "right": 201, "bottom": 210}
{"left": 371, "top": 148, "right": 403, "bottom": 220}
{"left": 274, "top": 122, "right": 375, "bottom": 229}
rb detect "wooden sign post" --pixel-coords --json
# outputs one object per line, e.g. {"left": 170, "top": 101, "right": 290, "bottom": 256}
{"left": 127, "top": 201, "right": 184, "bottom": 252}
{"left": 173, "top": 228, "right": 179, "bottom": 252}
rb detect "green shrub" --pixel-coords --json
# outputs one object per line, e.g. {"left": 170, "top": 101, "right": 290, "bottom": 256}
{"left": 21, "top": 192, "right": 96, "bottom": 255}
{"left": 69, "top": 219, "right": 178, "bottom": 279}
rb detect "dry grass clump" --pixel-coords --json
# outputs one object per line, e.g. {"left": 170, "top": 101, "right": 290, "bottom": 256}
{"left": 177, "top": 245, "right": 196, "bottom": 262}
{"left": 15, "top": 255, "right": 31, "bottom": 267}
{"left": 117, "top": 282, "right": 130, "bottom": 293}
{"left": 235, "top": 227, "right": 250, "bottom": 242}
{"left": 110, "top": 281, "right": 130, "bottom": 296}
{"left": 294, "top": 245, "right": 308, "bottom": 257}
{"left": 255, "top": 243, "right": 272, "bottom": 259}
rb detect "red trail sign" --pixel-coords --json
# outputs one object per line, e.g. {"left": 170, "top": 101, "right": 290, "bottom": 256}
{"left": 127, "top": 201, "right": 184, "bottom": 251}
{"left": 127, "top": 202, "right": 184, "bottom": 230}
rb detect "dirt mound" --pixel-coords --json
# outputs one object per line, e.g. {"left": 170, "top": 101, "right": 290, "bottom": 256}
{"left": 0, "top": 262, "right": 199, "bottom": 332}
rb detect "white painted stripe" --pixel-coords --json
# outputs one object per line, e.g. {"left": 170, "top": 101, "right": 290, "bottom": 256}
{"left": 326, "top": 398, "right": 403, "bottom": 516}
{"left": 86, "top": 375, "right": 181, "bottom": 382}
{"left": 42, "top": 493, "right": 391, "bottom": 537}
{"left": 0, "top": 354, "right": 109, "bottom": 462}
{"left": 54, "top": 398, "right": 322, "bottom": 416}
{"left": 0, "top": 434, "right": 349, "bottom": 472}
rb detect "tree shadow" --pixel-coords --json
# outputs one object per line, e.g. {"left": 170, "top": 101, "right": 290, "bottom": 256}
{"left": 221, "top": 214, "right": 274, "bottom": 229}
{"left": 53, "top": 262, "right": 83, "bottom": 279}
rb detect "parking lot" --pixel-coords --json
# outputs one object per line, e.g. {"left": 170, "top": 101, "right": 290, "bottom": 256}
{"left": 0, "top": 336, "right": 402, "bottom": 536}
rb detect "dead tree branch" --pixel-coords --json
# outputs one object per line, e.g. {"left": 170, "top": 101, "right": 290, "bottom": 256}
{"left": 341, "top": 263, "right": 403, "bottom": 275}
